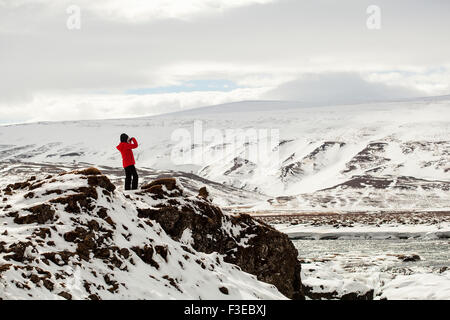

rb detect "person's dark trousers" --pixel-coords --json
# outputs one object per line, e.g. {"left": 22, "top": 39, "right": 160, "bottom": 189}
{"left": 124, "top": 165, "right": 138, "bottom": 190}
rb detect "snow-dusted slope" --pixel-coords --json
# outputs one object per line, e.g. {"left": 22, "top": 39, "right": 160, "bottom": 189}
{"left": 0, "top": 168, "right": 287, "bottom": 299}
{"left": 0, "top": 97, "right": 449, "bottom": 210}
{"left": 0, "top": 161, "right": 267, "bottom": 208}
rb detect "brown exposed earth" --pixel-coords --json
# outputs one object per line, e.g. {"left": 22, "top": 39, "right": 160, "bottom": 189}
{"left": 251, "top": 211, "right": 450, "bottom": 227}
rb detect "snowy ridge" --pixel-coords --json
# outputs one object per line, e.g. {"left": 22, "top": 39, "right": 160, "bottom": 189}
{"left": 0, "top": 160, "right": 268, "bottom": 208}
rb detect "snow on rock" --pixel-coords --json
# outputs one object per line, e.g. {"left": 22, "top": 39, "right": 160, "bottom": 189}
{"left": 127, "top": 178, "right": 303, "bottom": 299}
{"left": 0, "top": 168, "right": 290, "bottom": 300}
{"left": 296, "top": 247, "right": 450, "bottom": 300}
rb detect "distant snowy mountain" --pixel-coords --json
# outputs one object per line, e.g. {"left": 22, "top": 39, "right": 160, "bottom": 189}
{"left": 0, "top": 97, "right": 449, "bottom": 211}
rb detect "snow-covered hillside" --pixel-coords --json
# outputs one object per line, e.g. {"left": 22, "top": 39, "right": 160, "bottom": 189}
{"left": 0, "top": 97, "right": 449, "bottom": 211}
{"left": 0, "top": 168, "right": 299, "bottom": 299}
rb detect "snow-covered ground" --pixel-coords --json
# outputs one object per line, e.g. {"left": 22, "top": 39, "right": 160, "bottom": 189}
{"left": 291, "top": 239, "right": 450, "bottom": 300}
{"left": 257, "top": 210, "right": 450, "bottom": 299}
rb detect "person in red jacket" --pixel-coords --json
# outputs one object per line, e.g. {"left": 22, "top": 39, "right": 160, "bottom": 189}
{"left": 116, "top": 133, "right": 139, "bottom": 190}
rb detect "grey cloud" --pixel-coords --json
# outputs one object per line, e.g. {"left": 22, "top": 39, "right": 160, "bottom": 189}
{"left": 263, "top": 72, "right": 425, "bottom": 105}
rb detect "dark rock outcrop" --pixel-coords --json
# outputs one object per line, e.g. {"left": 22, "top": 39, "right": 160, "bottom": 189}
{"left": 397, "top": 254, "right": 421, "bottom": 262}
{"left": 303, "top": 285, "right": 374, "bottom": 300}
{"left": 198, "top": 186, "right": 209, "bottom": 199}
{"left": 136, "top": 178, "right": 304, "bottom": 299}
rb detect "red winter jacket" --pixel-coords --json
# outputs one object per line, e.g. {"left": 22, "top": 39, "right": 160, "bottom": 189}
{"left": 116, "top": 137, "right": 138, "bottom": 168}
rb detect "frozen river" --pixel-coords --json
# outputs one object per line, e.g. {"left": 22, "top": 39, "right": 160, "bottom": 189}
{"left": 292, "top": 239, "right": 450, "bottom": 299}
{"left": 293, "top": 239, "right": 450, "bottom": 270}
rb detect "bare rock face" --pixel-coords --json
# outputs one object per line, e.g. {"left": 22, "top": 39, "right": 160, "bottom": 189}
{"left": 303, "top": 286, "right": 374, "bottom": 300}
{"left": 135, "top": 178, "right": 304, "bottom": 299}
{"left": 228, "top": 214, "right": 304, "bottom": 300}
{"left": 197, "top": 186, "right": 209, "bottom": 199}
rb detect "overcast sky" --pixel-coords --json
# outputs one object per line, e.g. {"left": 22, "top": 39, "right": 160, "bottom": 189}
{"left": 1, "top": 0, "right": 450, "bottom": 123}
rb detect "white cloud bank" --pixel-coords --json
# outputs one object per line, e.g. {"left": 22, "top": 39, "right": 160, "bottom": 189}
{"left": 0, "top": 87, "right": 269, "bottom": 123}
{"left": 1, "top": 0, "right": 450, "bottom": 123}
{"left": 263, "top": 72, "right": 426, "bottom": 105}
